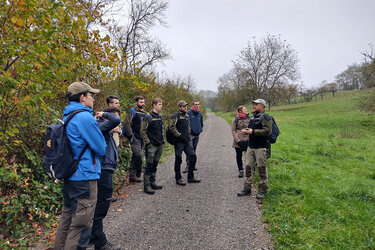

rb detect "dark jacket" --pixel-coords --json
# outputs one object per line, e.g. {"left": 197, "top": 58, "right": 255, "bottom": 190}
{"left": 169, "top": 110, "right": 191, "bottom": 143}
{"left": 97, "top": 112, "right": 121, "bottom": 171}
{"left": 248, "top": 110, "right": 272, "bottom": 149}
{"left": 188, "top": 109, "right": 203, "bottom": 136}
{"left": 123, "top": 106, "right": 147, "bottom": 140}
{"left": 140, "top": 111, "right": 164, "bottom": 147}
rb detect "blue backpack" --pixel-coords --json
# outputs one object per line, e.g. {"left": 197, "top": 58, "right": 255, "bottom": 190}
{"left": 44, "top": 110, "right": 88, "bottom": 180}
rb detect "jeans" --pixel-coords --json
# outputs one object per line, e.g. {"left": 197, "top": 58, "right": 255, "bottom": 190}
{"left": 129, "top": 137, "right": 144, "bottom": 178}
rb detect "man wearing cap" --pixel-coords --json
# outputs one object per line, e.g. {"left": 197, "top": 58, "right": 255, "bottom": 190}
{"left": 237, "top": 99, "right": 272, "bottom": 199}
{"left": 169, "top": 100, "right": 201, "bottom": 185}
{"left": 54, "top": 82, "right": 107, "bottom": 249}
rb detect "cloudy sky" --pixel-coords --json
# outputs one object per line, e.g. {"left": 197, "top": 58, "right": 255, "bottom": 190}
{"left": 150, "top": 0, "right": 375, "bottom": 91}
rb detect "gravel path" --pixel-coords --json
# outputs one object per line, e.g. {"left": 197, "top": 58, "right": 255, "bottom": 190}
{"left": 102, "top": 113, "right": 273, "bottom": 249}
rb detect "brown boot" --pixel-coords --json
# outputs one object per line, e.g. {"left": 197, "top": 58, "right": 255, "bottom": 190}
{"left": 188, "top": 177, "right": 201, "bottom": 183}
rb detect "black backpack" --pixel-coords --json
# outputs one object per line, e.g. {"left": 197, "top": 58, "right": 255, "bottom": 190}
{"left": 166, "top": 112, "right": 180, "bottom": 145}
{"left": 258, "top": 113, "right": 280, "bottom": 144}
{"left": 44, "top": 110, "right": 88, "bottom": 180}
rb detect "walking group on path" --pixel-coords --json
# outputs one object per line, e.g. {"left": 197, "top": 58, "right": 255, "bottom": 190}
{"left": 52, "top": 81, "right": 273, "bottom": 249}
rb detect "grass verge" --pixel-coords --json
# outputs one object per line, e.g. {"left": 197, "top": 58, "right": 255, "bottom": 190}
{"left": 217, "top": 89, "right": 375, "bottom": 249}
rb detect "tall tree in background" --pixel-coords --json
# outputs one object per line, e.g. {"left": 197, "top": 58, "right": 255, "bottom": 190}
{"left": 112, "top": 0, "right": 171, "bottom": 74}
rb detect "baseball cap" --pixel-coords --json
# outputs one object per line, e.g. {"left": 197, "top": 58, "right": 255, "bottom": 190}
{"left": 67, "top": 82, "right": 100, "bottom": 96}
{"left": 252, "top": 99, "right": 266, "bottom": 107}
{"left": 178, "top": 100, "right": 188, "bottom": 107}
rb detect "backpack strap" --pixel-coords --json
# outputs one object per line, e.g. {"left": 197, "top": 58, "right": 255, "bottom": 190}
{"left": 63, "top": 109, "right": 92, "bottom": 164}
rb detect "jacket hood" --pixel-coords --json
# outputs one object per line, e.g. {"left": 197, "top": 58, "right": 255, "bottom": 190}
{"left": 63, "top": 101, "right": 93, "bottom": 116}
{"left": 189, "top": 108, "right": 200, "bottom": 114}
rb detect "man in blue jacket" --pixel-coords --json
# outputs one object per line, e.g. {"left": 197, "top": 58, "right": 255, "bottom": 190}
{"left": 54, "top": 82, "right": 107, "bottom": 250}
{"left": 90, "top": 107, "right": 121, "bottom": 249}
{"left": 183, "top": 100, "right": 203, "bottom": 173}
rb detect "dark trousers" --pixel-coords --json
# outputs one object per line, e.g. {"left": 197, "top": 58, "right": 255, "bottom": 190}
{"left": 174, "top": 141, "right": 196, "bottom": 180}
{"left": 235, "top": 147, "right": 246, "bottom": 172}
{"left": 129, "top": 137, "right": 144, "bottom": 178}
{"left": 54, "top": 180, "right": 97, "bottom": 250}
{"left": 91, "top": 170, "right": 114, "bottom": 249}
{"left": 187, "top": 135, "right": 199, "bottom": 167}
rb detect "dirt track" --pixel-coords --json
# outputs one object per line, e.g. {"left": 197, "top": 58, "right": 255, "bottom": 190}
{"left": 103, "top": 113, "right": 273, "bottom": 249}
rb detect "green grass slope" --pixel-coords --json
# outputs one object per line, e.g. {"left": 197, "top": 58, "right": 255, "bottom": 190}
{"left": 218, "top": 89, "right": 375, "bottom": 249}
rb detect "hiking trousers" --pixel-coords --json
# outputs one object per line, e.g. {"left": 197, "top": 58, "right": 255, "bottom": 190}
{"left": 129, "top": 137, "right": 144, "bottom": 178}
{"left": 54, "top": 180, "right": 97, "bottom": 250}
{"left": 91, "top": 169, "right": 114, "bottom": 249}
{"left": 244, "top": 147, "right": 268, "bottom": 193}
{"left": 174, "top": 141, "right": 196, "bottom": 180}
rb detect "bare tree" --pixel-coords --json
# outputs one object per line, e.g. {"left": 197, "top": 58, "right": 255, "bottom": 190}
{"left": 112, "top": 0, "right": 171, "bottom": 74}
{"left": 233, "top": 34, "right": 301, "bottom": 110}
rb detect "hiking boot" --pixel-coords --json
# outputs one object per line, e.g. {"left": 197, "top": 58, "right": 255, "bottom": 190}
{"left": 187, "top": 178, "right": 201, "bottom": 183}
{"left": 150, "top": 173, "right": 163, "bottom": 189}
{"left": 176, "top": 179, "right": 186, "bottom": 186}
{"left": 238, "top": 170, "right": 244, "bottom": 178}
{"left": 237, "top": 189, "right": 251, "bottom": 196}
{"left": 182, "top": 167, "right": 188, "bottom": 173}
{"left": 129, "top": 176, "right": 142, "bottom": 182}
{"left": 256, "top": 192, "right": 266, "bottom": 200}
{"left": 144, "top": 186, "right": 155, "bottom": 195}
{"left": 143, "top": 175, "right": 155, "bottom": 195}
{"left": 95, "top": 241, "right": 120, "bottom": 250}
{"left": 150, "top": 183, "right": 163, "bottom": 190}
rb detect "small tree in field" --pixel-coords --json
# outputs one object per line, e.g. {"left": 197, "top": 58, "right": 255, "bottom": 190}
{"left": 234, "top": 34, "right": 301, "bottom": 110}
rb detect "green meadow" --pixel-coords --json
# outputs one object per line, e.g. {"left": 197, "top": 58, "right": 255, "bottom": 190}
{"left": 217, "top": 89, "right": 375, "bottom": 249}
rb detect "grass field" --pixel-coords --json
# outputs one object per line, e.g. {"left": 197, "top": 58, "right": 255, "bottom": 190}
{"left": 217, "top": 89, "right": 375, "bottom": 249}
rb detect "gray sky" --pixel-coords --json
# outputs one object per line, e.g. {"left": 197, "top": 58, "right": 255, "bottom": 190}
{"left": 151, "top": 0, "right": 375, "bottom": 91}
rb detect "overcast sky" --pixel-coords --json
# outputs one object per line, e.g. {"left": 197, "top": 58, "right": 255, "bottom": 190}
{"left": 150, "top": 0, "right": 375, "bottom": 91}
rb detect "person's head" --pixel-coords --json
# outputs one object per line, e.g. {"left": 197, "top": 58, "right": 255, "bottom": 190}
{"left": 252, "top": 99, "right": 266, "bottom": 112}
{"left": 192, "top": 100, "right": 200, "bottom": 110}
{"left": 103, "top": 107, "right": 121, "bottom": 117}
{"left": 106, "top": 96, "right": 120, "bottom": 109}
{"left": 152, "top": 98, "right": 163, "bottom": 113}
{"left": 135, "top": 96, "right": 145, "bottom": 110}
{"left": 67, "top": 82, "right": 100, "bottom": 109}
{"left": 178, "top": 100, "right": 188, "bottom": 112}
{"left": 237, "top": 105, "right": 247, "bottom": 114}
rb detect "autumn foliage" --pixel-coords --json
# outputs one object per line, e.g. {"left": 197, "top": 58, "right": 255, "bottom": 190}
{"left": 0, "top": 0, "right": 195, "bottom": 247}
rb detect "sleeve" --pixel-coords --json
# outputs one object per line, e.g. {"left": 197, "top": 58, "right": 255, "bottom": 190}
{"left": 200, "top": 113, "right": 204, "bottom": 129}
{"left": 79, "top": 113, "right": 107, "bottom": 156}
{"left": 98, "top": 112, "right": 121, "bottom": 134}
{"left": 231, "top": 118, "right": 240, "bottom": 142}
{"left": 254, "top": 114, "right": 272, "bottom": 137}
{"left": 123, "top": 108, "right": 134, "bottom": 138}
{"left": 169, "top": 113, "right": 181, "bottom": 137}
{"left": 140, "top": 115, "right": 151, "bottom": 145}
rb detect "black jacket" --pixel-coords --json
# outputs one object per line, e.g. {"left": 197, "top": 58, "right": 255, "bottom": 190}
{"left": 97, "top": 112, "right": 121, "bottom": 171}
{"left": 140, "top": 111, "right": 164, "bottom": 146}
{"left": 248, "top": 111, "right": 272, "bottom": 149}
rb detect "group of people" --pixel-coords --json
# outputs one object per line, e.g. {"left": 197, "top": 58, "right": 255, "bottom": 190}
{"left": 231, "top": 99, "right": 273, "bottom": 200}
{"left": 54, "top": 82, "right": 204, "bottom": 250}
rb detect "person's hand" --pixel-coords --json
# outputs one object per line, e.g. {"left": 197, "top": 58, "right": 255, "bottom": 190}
{"left": 95, "top": 112, "right": 104, "bottom": 119}
{"left": 241, "top": 128, "right": 252, "bottom": 134}
{"left": 112, "top": 127, "right": 121, "bottom": 133}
